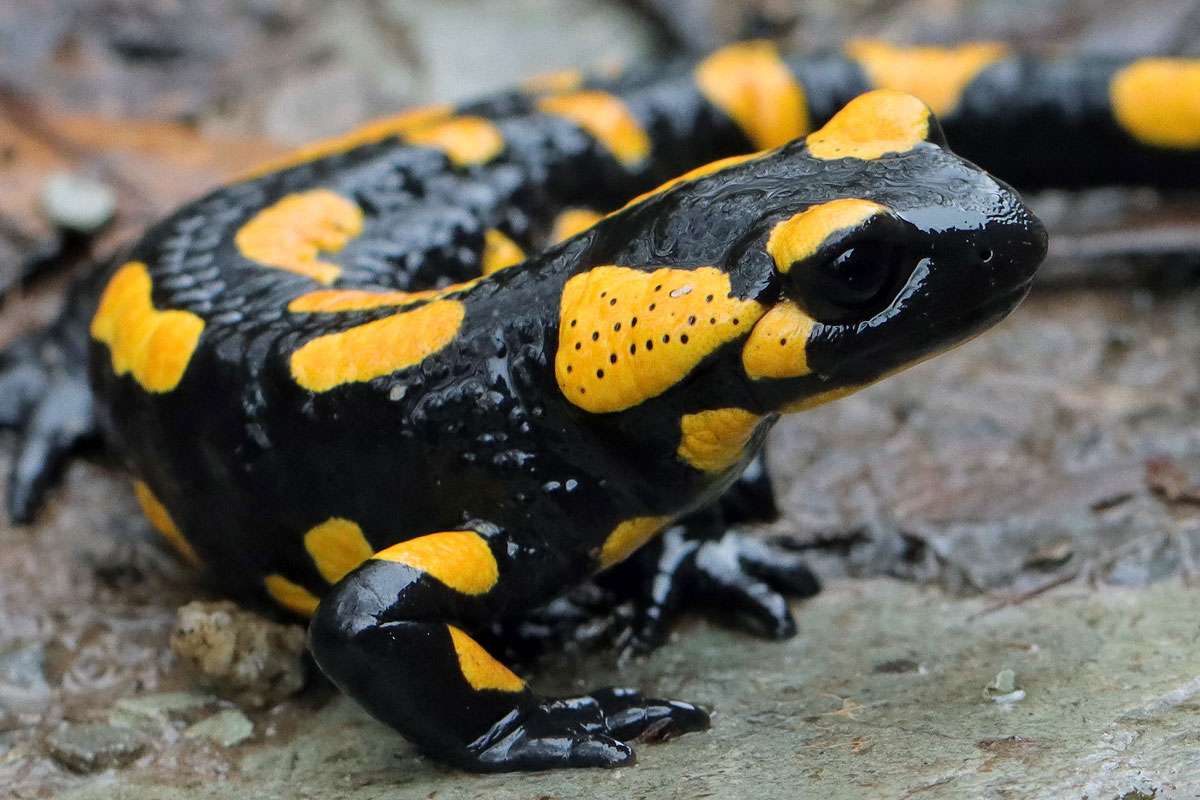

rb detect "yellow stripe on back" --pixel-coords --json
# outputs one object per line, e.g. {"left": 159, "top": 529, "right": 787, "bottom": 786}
{"left": 90, "top": 262, "right": 205, "bottom": 393}
{"left": 304, "top": 518, "right": 375, "bottom": 584}
{"left": 374, "top": 530, "right": 498, "bottom": 595}
{"left": 234, "top": 189, "right": 363, "bottom": 285}
{"left": 133, "top": 480, "right": 202, "bottom": 567}
{"left": 1111, "top": 58, "right": 1200, "bottom": 149}
{"left": 404, "top": 116, "right": 505, "bottom": 167}
{"left": 239, "top": 104, "right": 452, "bottom": 180}
{"left": 481, "top": 229, "right": 525, "bottom": 274}
{"left": 264, "top": 574, "right": 320, "bottom": 617}
{"left": 537, "top": 91, "right": 651, "bottom": 167}
{"left": 845, "top": 40, "right": 1009, "bottom": 117}
{"left": 695, "top": 40, "right": 810, "bottom": 149}
{"left": 289, "top": 299, "right": 465, "bottom": 391}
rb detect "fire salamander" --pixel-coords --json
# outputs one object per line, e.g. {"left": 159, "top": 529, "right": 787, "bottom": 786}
{"left": 3, "top": 40, "right": 1200, "bottom": 771}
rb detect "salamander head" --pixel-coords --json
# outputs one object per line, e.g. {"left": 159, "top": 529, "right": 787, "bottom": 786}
{"left": 602, "top": 89, "right": 1047, "bottom": 412}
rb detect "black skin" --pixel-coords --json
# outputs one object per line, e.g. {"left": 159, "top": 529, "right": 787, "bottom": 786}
{"left": 16, "top": 40, "right": 1200, "bottom": 770}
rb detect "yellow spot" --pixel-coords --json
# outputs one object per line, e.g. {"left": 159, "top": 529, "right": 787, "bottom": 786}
{"left": 537, "top": 91, "right": 651, "bottom": 167}
{"left": 235, "top": 189, "right": 363, "bottom": 285}
{"left": 404, "top": 116, "right": 505, "bottom": 167}
{"left": 240, "top": 104, "right": 452, "bottom": 179}
{"left": 287, "top": 278, "right": 483, "bottom": 313}
{"left": 90, "top": 262, "right": 205, "bottom": 393}
{"left": 550, "top": 208, "right": 603, "bottom": 243}
{"left": 806, "top": 89, "right": 931, "bottom": 161}
{"left": 780, "top": 383, "right": 865, "bottom": 414}
{"left": 767, "top": 199, "right": 889, "bottom": 273}
{"left": 264, "top": 574, "right": 320, "bottom": 617}
{"left": 523, "top": 68, "right": 584, "bottom": 95}
{"left": 742, "top": 301, "right": 817, "bottom": 380}
{"left": 1111, "top": 58, "right": 1200, "bottom": 149}
{"left": 481, "top": 229, "right": 525, "bottom": 275}
{"left": 556, "top": 266, "right": 764, "bottom": 414}
{"left": 133, "top": 480, "right": 201, "bottom": 567}
{"left": 599, "top": 516, "right": 670, "bottom": 569}
{"left": 695, "top": 40, "right": 810, "bottom": 149}
{"left": 677, "top": 408, "right": 762, "bottom": 472}
{"left": 304, "top": 518, "right": 375, "bottom": 584}
{"left": 375, "top": 530, "right": 498, "bottom": 595}
{"left": 616, "top": 152, "right": 762, "bottom": 213}
{"left": 290, "top": 299, "right": 465, "bottom": 391}
{"left": 446, "top": 625, "right": 525, "bottom": 692}
{"left": 845, "top": 40, "right": 1009, "bottom": 117}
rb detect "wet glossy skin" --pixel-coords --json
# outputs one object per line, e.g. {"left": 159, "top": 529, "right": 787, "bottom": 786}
{"left": 2, "top": 39, "right": 1197, "bottom": 771}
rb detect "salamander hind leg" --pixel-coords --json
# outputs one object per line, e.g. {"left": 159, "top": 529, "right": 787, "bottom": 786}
{"left": 308, "top": 525, "right": 708, "bottom": 772}
{"left": 601, "top": 506, "right": 820, "bottom": 657}
{"left": 1, "top": 280, "right": 98, "bottom": 523}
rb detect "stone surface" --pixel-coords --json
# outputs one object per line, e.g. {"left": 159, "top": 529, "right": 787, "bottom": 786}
{"left": 50, "top": 581, "right": 1200, "bottom": 798}
{"left": 44, "top": 723, "right": 148, "bottom": 774}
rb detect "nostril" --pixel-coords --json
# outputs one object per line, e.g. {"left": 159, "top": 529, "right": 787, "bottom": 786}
{"left": 978, "top": 248, "right": 994, "bottom": 263}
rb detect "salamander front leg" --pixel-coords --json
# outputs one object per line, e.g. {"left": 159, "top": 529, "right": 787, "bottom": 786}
{"left": 308, "top": 529, "right": 708, "bottom": 772}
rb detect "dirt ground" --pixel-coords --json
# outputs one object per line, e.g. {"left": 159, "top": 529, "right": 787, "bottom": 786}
{"left": 2, "top": 1, "right": 1200, "bottom": 798}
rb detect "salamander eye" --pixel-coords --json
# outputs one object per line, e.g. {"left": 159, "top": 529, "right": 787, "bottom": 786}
{"left": 789, "top": 241, "right": 913, "bottom": 322}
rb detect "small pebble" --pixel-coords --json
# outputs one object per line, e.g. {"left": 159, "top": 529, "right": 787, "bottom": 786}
{"left": 184, "top": 709, "right": 254, "bottom": 747}
{"left": 171, "top": 601, "right": 307, "bottom": 708}
{"left": 45, "top": 723, "right": 147, "bottom": 773}
{"left": 984, "top": 668, "right": 1025, "bottom": 704}
{"left": 40, "top": 171, "right": 117, "bottom": 233}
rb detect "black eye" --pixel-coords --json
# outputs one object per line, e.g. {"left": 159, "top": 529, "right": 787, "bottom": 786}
{"left": 790, "top": 241, "right": 911, "bottom": 322}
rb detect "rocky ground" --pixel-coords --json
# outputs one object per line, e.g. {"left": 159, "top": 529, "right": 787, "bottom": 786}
{"left": 2, "top": 1, "right": 1200, "bottom": 798}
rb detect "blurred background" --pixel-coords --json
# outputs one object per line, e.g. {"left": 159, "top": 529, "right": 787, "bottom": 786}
{"left": 2, "top": 2, "right": 1200, "bottom": 798}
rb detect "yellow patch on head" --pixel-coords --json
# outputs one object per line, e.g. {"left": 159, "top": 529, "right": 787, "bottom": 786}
{"left": 617, "top": 152, "right": 762, "bottom": 213}
{"left": 767, "top": 198, "right": 889, "bottom": 273}
{"left": 287, "top": 278, "right": 483, "bottom": 313}
{"left": 523, "top": 68, "right": 584, "bottom": 95}
{"left": 550, "top": 208, "right": 603, "bottom": 243}
{"left": 481, "top": 229, "right": 525, "bottom": 275}
{"left": 537, "top": 91, "right": 651, "bottom": 167}
{"left": 599, "top": 516, "right": 670, "bottom": 569}
{"left": 374, "top": 530, "right": 498, "bottom": 595}
{"left": 240, "top": 104, "right": 452, "bottom": 180}
{"left": 289, "top": 299, "right": 464, "bottom": 391}
{"left": 556, "top": 266, "right": 765, "bottom": 414}
{"left": 806, "top": 89, "right": 931, "bottom": 161}
{"left": 133, "top": 480, "right": 201, "bottom": 567}
{"left": 695, "top": 40, "right": 810, "bottom": 149}
{"left": 90, "top": 262, "right": 205, "bottom": 393}
{"left": 235, "top": 189, "right": 363, "bottom": 285}
{"left": 845, "top": 40, "right": 1008, "bottom": 117}
{"left": 677, "top": 408, "right": 762, "bottom": 472}
{"left": 304, "top": 518, "right": 375, "bottom": 584}
{"left": 1110, "top": 58, "right": 1200, "bottom": 149}
{"left": 742, "top": 301, "right": 817, "bottom": 380}
{"left": 446, "top": 625, "right": 525, "bottom": 692}
{"left": 404, "top": 116, "right": 505, "bottom": 167}
{"left": 264, "top": 574, "right": 320, "bottom": 617}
